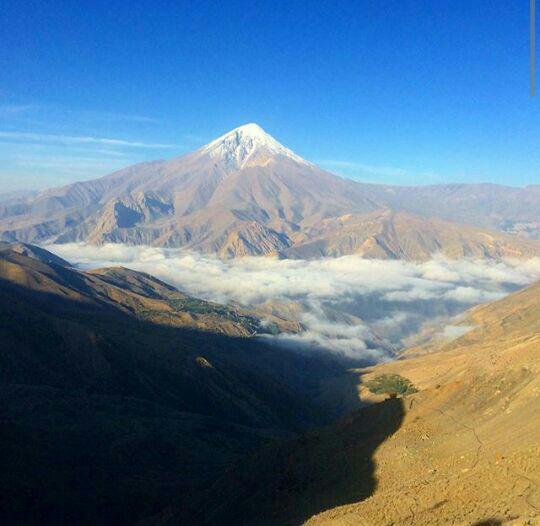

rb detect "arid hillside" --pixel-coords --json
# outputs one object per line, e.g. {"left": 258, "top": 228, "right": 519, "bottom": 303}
{"left": 280, "top": 209, "right": 540, "bottom": 261}
{"left": 308, "top": 282, "right": 540, "bottom": 525}
{"left": 163, "top": 281, "right": 540, "bottom": 525}
{"left": 0, "top": 246, "right": 360, "bottom": 525}
{"left": 0, "top": 243, "right": 297, "bottom": 336}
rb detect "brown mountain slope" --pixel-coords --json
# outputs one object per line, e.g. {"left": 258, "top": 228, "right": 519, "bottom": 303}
{"left": 305, "top": 282, "right": 540, "bottom": 525}
{"left": 0, "top": 247, "right": 362, "bottom": 525}
{"left": 281, "top": 209, "right": 540, "bottom": 261}
{"left": 0, "top": 241, "right": 71, "bottom": 266}
{"left": 0, "top": 125, "right": 380, "bottom": 254}
{"left": 165, "top": 282, "right": 540, "bottom": 525}
{"left": 362, "top": 183, "right": 540, "bottom": 241}
{"left": 0, "top": 248, "right": 296, "bottom": 336}
{"left": 2, "top": 124, "right": 539, "bottom": 259}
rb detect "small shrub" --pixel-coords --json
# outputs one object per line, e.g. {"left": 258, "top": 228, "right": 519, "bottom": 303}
{"left": 364, "top": 374, "right": 418, "bottom": 397}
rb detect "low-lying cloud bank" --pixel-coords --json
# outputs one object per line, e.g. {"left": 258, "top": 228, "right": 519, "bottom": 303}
{"left": 48, "top": 244, "right": 540, "bottom": 360}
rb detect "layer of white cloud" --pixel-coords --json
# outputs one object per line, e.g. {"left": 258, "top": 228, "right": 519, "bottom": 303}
{"left": 47, "top": 243, "right": 540, "bottom": 361}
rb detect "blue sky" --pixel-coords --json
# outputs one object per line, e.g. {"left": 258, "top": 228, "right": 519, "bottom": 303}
{"left": 0, "top": 0, "right": 537, "bottom": 191}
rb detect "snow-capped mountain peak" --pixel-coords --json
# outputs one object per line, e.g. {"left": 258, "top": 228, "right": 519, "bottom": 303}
{"left": 200, "top": 123, "right": 310, "bottom": 169}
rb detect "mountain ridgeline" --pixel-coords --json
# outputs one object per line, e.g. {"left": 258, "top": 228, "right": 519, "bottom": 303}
{"left": 1, "top": 123, "right": 540, "bottom": 260}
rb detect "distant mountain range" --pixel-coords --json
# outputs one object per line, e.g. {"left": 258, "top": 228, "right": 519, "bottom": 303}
{"left": 1, "top": 123, "right": 539, "bottom": 260}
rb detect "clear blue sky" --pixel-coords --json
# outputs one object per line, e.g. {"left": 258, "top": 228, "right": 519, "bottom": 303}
{"left": 0, "top": 0, "right": 537, "bottom": 191}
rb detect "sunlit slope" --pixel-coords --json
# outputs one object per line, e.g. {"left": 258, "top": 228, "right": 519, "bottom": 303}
{"left": 281, "top": 209, "right": 540, "bottom": 260}
{"left": 0, "top": 246, "right": 296, "bottom": 336}
{"left": 307, "top": 282, "right": 540, "bottom": 525}
{"left": 2, "top": 125, "right": 540, "bottom": 259}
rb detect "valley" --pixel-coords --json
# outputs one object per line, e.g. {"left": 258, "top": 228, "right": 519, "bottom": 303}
{"left": 0, "top": 245, "right": 362, "bottom": 524}
{"left": 0, "top": 243, "right": 538, "bottom": 525}
{"left": 163, "top": 279, "right": 540, "bottom": 526}
{"left": 1, "top": 126, "right": 539, "bottom": 526}
{"left": 3, "top": 4, "right": 539, "bottom": 524}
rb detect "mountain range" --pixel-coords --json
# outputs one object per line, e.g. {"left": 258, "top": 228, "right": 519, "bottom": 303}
{"left": 1, "top": 123, "right": 540, "bottom": 260}
{"left": 2, "top": 123, "right": 539, "bottom": 522}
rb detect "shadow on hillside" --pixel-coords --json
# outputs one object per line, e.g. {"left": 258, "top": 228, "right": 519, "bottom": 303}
{"left": 0, "top": 277, "right": 373, "bottom": 525}
{"left": 472, "top": 520, "right": 502, "bottom": 526}
{"left": 170, "top": 396, "right": 405, "bottom": 526}
{"left": 312, "top": 368, "right": 366, "bottom": 416}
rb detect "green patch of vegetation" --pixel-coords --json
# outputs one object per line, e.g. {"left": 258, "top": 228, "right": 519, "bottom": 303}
{"left": 364, "top": 374, "right": 418, "bottom": 397}
{"left": 169, "top": 297, "right": 232, "bottom": 316}
{"left": 167, "top": 298, "right": 277, "bottom": 335}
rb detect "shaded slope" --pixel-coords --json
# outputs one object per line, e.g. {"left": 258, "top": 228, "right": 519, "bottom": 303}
{"left": 162, "top": 398, "right": 404, "bottom": 526}
{"left": 0, "top": 248, "right": 361, "bottom": 525}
